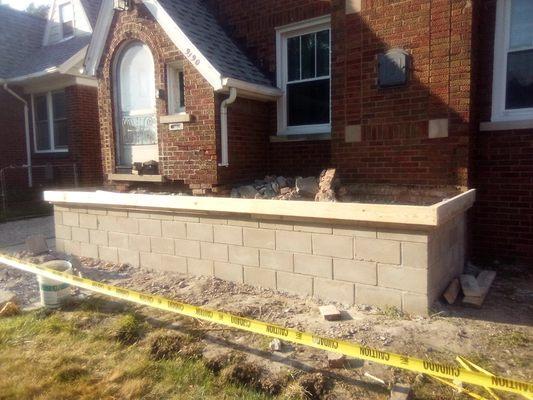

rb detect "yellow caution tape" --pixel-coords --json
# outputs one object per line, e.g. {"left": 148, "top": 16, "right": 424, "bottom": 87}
{"left": 456, "top": 356, "right": 500, "bottom": 400}
{"left": 0, "top": 253, "right": 531, "bottom": 397}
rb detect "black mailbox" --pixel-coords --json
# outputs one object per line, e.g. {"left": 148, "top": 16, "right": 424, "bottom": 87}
{"left": 378, "top": 49, "right": 410, "bottom": 88}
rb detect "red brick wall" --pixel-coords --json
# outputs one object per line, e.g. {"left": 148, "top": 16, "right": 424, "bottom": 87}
{"left": 209, "top": 0, "right": 333, "bottom": 177}
{"left": 471, "top": 0, "right": 533, "bottom": 263}
{"left": 0, "top": 87, "right": 27, "bottom": 171}
{"left": 331, "top": 0, "right": 472, "bottom": 187}
{"left": 97, "top": 2, "right": 218, "bottom": 188}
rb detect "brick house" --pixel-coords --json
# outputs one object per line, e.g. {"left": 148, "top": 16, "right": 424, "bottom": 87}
{"left": 0, "top": 0, "right": 102, "bottom": 193}
{"left": 84, "top": 0, "right": 532, "bottom": 263}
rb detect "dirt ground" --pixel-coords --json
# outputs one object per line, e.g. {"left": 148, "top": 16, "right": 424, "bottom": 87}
{"left": 1, "top": 248, "right": 531, "bottom": 399}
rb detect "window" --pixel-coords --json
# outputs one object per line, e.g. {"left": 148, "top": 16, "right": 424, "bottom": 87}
{"left": 32, "top": 91, "right": 68, "bottom": 153}
{"left": 492, "top": 0, "right": 533, "bottom": 121}
{"left": 167, "top": 63, "right": 186, "bottom": 114}
{"left": 276, "top": 16, "right": 331, "bottom": 135}
{"left": 59, "top": 2, "right": 74, "bottom": 39}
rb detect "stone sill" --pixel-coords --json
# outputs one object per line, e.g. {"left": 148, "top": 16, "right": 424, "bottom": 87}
{"left": 480, "top": 120, "right": 533, "bottom": 131}
{"left": 107, "top": 173, "right": 165, "bottom": 183}
{"left": 44, "top": 189, "right": 476, "bottom": 228}
{"left": 270, "top": 133, "right": 331, "bottom": 142}
{"left": 160, "top": 113, "right": 191, "bottom": 124}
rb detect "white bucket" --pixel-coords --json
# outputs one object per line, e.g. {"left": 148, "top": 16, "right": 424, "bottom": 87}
{"left": 38, "top": 260, "right": 73, "bottom": 309}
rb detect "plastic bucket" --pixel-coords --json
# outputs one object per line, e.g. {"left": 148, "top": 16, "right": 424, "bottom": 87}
{"left": 38, "top": 260, "right": 73, "bottom": 309}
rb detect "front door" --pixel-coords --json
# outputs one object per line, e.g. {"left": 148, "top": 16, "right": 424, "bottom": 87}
{"left": 116, "top": 42, "right": 158, "bottom": 168}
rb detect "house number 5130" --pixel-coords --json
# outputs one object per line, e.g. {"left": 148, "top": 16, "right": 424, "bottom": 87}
{"left": 185, "top": 48, "right": 201, "bottom": 66}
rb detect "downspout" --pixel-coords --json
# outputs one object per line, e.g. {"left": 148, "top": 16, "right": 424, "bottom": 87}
{"left": 219, "top": 87, "right": 237, "bottom": 167}
{"left": 2, "top": 83, "right": 32, "bottom": 187}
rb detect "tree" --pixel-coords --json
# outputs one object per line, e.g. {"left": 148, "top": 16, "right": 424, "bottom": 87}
{"left": 25, "top": 2, "right": 49, "bottom": 18}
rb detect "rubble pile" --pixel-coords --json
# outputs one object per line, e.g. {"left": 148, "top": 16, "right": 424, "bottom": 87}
{"left": 231, "top": 168, "right": 341, "bottom": 202}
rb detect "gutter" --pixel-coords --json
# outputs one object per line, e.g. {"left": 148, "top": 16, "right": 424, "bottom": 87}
{"left": 221, "top": 77, "right": 282, "bottom": 101}
{"left": 219, "top": 87, "right": 237, "bottom": 167}
{"left": 1, "top": 82, "right": 33, "bottom": 187}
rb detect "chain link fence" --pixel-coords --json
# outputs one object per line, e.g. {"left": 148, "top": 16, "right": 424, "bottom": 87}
{"left": 0, "top": 164, "right": 78, "bottom": 221}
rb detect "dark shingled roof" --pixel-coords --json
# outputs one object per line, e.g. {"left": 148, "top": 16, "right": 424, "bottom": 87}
{"left": 0, "top": 5, "right": 47, "bottom": 79}
{"left": 0, "top": 2, "right": 99, "bottom": 80}
{"left": 157, "top": 0, "right": 272, "bottom": 87}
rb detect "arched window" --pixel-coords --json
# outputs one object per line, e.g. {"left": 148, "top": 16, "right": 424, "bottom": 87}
{"left": 115, "top": 42, "right": 158, "bottom": 167}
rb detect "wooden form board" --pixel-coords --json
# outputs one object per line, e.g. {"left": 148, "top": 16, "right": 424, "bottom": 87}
{"left": 43, "top": 189, "right": 476, "bottom": 228}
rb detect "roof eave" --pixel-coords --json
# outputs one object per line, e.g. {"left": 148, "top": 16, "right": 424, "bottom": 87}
{"left": 221, "top": 77, "right": 282, "bottom": 102}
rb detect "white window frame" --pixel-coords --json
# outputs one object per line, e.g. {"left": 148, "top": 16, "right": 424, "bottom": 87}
{"left": 167, "top": 62, "right": 186, "bottom": 115}
{"left": 492, "top": 0, "right": 533, "bottom": 122}
{"left": 31, "top": 91, "right": 69, "bottom": 154}
{"left": 276, "top": 15, "right": 331, "bottom": 136}
{"left": 59, "top": 1, "right": 75, "bottom": 40}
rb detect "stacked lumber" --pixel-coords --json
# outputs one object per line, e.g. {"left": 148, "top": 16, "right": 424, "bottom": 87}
{"left": 442, "top": 269, "right": 496, "bottom": 307}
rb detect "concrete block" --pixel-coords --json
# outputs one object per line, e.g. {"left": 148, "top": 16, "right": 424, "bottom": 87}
{"left": 294, "top": 254, "right": 332, "bottom": 278}
{"left": 115, "top": 217, "right": 139, "bottom": 234}
{"left": 173, "top": 215, "right": 200, "bottom": 222}
{"left": 71, "top": 227, "right": 89, "bottom": 243}
{"left": 293, "top": 223, "right": 332, "bottom": 234}
{"left": 79, "top": 214, "right": 98, "bottom": 229}
{"left": 333, "top": 259, "right": 377, "bottom": 285}
{"left": 174, "top": 238, "right": 201, "bottom": 258}
{"left": 118, "top": 248, "right": 140, "bottom": 267}
{"left": 87, "top": 208, "right": 107, "bottom": 215}
{"left": 345, "top": 124, "right": 362, "bottom": 142}
{"left": 259, "top": 249, "right": 293, "bottom": 271}
{"left": 243, "top": 228, "right": 275, "bottom": 249}
{"left": 56, "top": 225, "right": 72, "bottom": 240}
{"left": 276, "top": 230, "right": 312, "bottom": 254}
{"left": 319, "top": 305, "right": 341, "bottom": 321}
{"left": 55, "top": 239, "right": 66, "bottom": 252}
{"left": 312, "top": 234, "right": 353, "bottom": 259}
{"left": 80, "top": 243, "right": 99, "bottom": 259}
{"left": 346, "top": 0, "right": 361, "bottom": 14}
{"left": 99, "top": 246, "right": 118, "bottom": 263}
{"left": 188, "top": 258, "right": 213, "bottom": 276}
{"left": 229, "top": 245, "right": 259, "bottom": 266}
{"left": 214, "top": 262, "right": 243, "bottom": 283}
{"left": 140, "top": 252, "right": 162, "bottom": 270}
{"left": 378, "top": 230, "right": 428, "bottom": 243}
{"left": 186, "top": 223, "right": 213, "bottom": 242}
{"left": 159, "top": 254, "right": 188, "bottom": 274}
{"left": 54, "top": 206, "right": 69, "bottom": 212}
{"left": 314, "top": 278, "right": 355, "bottom": 305}
{"left": 356, "top": 285, "right": 402, "bottom": 309}
{"left": 214, "top": 225, "right": 243, "bottom": 245}
{"left": 200, "top": 216, "right": 228, "bottom": 225}
{"left": 97, "top": 215, "right": 116, "bottom": 231}
{"left": 62, "top": 212, "right": 79, "bottom": 227}
{"left": 162, "top": 221, "right": 187, "bottom": 239}
{"left": 150, "top": 212, "right": 174, "bottom": 220}
{"left": 378, "top": 264, "right": 427, "bottom": 294}
{"left": 89, "top": 230, "right": 108, "bottom": 246}
{"left": 227, "top": 218, "right": 259, "bottom": 228}
{"left": 259, "top": 221, "right": 293, "bottom": 231}
{"left": 128, "top": 234, "right": 151, "bottom": 252}
{"left": 332, "top": 227, "right": 376, "bottom": 238}
{"left": 64, "top": 240, "right": 81, "bottom": 255}
{"left": 428, "top": 118, "right": 449, "bottom": 139}
{"left": 402, "top": 242, "right": 429, "bottom": 268}
{"left": 150, "top": 237, "right": 175, "bottom": 255}
{"left": 54, "top": 211, "right": 63, "bottom": 226}
{"left": 244, "top": 266, "right": 276, "bottom": 289}
{"left": 403, "top": 292, "right": 430, "bottom": 316}
{"left": 128, "top": 211, "right": 152, "bottom": 219}
{"left": 139, "top": 219, "right": 162, "bottom": 236}
{"left": 201, "top": 242, "right": 228, "bottom": 262}
{"left": 108, "top": 210, "right": 127, "bottom": 217}
{"left": 108, "top": 232, "right": 129, "bottom": 249}
{"left": 355, "top": 237, "right": 400, "bottom": 264}
{"left": 276, "top": 271, "right": 313, "bottom": 296}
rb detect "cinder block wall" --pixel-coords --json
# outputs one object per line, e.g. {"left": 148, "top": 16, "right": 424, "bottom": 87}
{"left": 54, "top": 205, "right": 466, "bottom": 315}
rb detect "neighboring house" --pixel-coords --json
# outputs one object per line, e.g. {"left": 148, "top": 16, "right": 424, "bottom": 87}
{"left": 83, "top": 0, "right": 532, "bottom": 263}
{"left": 0, "top": 0, "right": 102, "bottom": 191}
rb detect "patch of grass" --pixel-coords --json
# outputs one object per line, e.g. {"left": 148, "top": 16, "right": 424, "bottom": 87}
{"left": 379, "top": 306, "right": 404, "bottom": 319}
{"left": 0, "top": 310, "right": 277, "bottom": 400}
{"left": 111, "top": 313, "right": 146, "bottom": 345}
{"left": 488, "top": 330, "right": 530, "bottom": 348}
